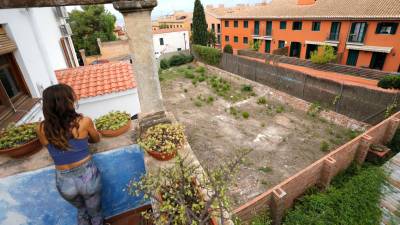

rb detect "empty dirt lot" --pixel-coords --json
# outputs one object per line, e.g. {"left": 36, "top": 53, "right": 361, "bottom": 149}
{"left": 160, "top": 64, "right": 359, "bottom": 207}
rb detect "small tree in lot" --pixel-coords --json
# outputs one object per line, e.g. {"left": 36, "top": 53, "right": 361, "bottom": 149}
{"left": 223, "top": 44, "right": 233, "bottom": 54}
{"left": 249, "top": 40, "right": 261, "bottom": 51}
{"left": 310, "top": 45, "right": 337, "bottom": 64}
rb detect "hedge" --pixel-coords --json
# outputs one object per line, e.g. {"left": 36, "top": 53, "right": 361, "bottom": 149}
{"left": 160, "top": 54, "right": 194, "bottom": 70}
{"left": 192, "top": 44, "right": 222, "bottom": 66}
{"left": 284, "top": 165, "right": 385, "bottom": 225}
{"left": 378, "top": 75, "right": 400, "bottom": 89}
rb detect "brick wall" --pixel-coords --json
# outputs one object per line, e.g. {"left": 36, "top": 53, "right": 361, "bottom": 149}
{"left": 219, "top": 53, "right": 399, "bottom": 124}
{"left": 238, "top": 49, "right": 399, "bottom": 80}
{"left": 233, "top": 112, "right": 400, "bottom": 224}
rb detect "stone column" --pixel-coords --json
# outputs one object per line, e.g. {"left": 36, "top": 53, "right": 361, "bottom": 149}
{"left": 355, "top": 135, "right": 372, "bottom": 165}
{"left": 114, "top": 0, "right": 165, "bottom": 116}
{"left": 319, "top": 157, "right": 337, "bottom": 189}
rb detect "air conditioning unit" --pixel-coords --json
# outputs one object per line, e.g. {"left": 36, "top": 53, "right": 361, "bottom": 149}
{"left": 60, "top": 24, "right": 73, "bottom": 36}
{"left": 55, "top": 7, "right": 68, "bottom": 18}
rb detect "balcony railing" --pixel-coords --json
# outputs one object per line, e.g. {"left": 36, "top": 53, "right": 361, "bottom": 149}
{"left": 347, "top": 33, "right": 365, "bottom": 44}
{"left": 326, "top": 33, "right": 340, "bottom": 41}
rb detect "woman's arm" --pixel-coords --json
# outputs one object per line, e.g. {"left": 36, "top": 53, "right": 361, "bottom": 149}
{"left": 85, "top": 117, "right": 101, "bottom": 143}
{"left": 36, "top": 122, "right": 49, "bottom": 146}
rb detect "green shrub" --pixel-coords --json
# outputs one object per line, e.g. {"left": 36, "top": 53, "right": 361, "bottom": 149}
{"left": 378, "top": 75, "right": 400, "bottom": 89}
{"left": 230, "top": 107, "right": 239, "bottom": 117}
{"left": 284, "top": 165, "right": 385, "bottom": 225}
{"left": 192, "top": 44, "right": 222, "bottom": 65}
{"left": 169, "top": 54, "right": 192, "bottom": 67}
{"left": 320, "top": 141, "right": 330, "bottom": 152}
{"left": 257, "top": 97, "right": 267, "bottom": 105}
{"left": 307, "top": 102, "right": 322, "bottom": 117}
{"left": 242, "top": 111, "right": 250, "bottom": 119}
{"left": 195, "top": 66, "right": 206, "bottom": 74}
{"left": 160, "top": 59, "right": 169, "bottom": 70}
{"left": 241, "top": 84, "right": 253, "bottom": 92}
{"left": 249, "top": 40, "right": 261, "bottom": 51}
{"left": 275, "top": 106, "right": 285, "bottom": 113}
{"left": 223, "top": 44, "right": 233, "bottom": 54}
{"left": 310, "top": 45, "right": 337, "bottom": 64}
{"left": 250, "top": 210, "right": 272, "bottom": 225}
{"left": 184, "top": 70, "right": 195, "bottom": 79}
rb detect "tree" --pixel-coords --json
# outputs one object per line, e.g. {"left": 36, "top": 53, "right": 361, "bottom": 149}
{"left": 192, "top": 0, "right": 208, "bottom": 46}
{"left": 223, "top": 44, "right": 233, "bottom": 54}
{"left": 207, "top": 30, "right": 217, "bottom": 47}
{"left": 68, "top": 5, "right": 117, "bottom": 56}
{"left": 310, "top": 45, "right": 337, "bottom": 64}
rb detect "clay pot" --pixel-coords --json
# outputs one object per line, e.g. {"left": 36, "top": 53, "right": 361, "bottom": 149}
{"left": 146, "top": 148, "right": 178, "bottom": 161}
{"left": 0, "top": 138, "right": 42, "bottom": 158}
{"left": 98, "top": 121, "right": 131, "bottom": 137}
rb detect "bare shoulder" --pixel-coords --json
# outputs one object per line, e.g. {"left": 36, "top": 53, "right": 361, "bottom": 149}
{"left": 79, "top": 116, "right": 95, "bottom": 128}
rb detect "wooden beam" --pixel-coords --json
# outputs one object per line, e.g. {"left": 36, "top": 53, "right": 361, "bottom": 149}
{"left": 0, "top": 0, "right": 116, "bottom": 8}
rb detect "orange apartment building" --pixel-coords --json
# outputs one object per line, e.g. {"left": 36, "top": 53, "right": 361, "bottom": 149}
{"left": 214, "top": 0, "right": 400, "bottom": 73}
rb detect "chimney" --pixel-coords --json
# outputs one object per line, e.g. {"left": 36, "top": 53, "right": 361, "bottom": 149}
{"left": 297, "top": 0, "right": 316, "bottom": 5}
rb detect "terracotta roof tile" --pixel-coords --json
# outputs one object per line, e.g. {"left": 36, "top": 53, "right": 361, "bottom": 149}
{"left": 208, "top": 0, "right": 400, "bottom": 20}
{"left": 152, "top": 28, "right": 188, "bottom": 34}
{"left": 55, "top": 61, "right": 136, "bottom": 100}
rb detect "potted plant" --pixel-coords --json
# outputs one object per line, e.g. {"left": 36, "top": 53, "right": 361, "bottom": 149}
{"left": 0, "top": 123, "right": 42, "bottom": 158}
{"left": 129, "top": 150, "right": 250, "bottom": 225}
{"left": 94, "top": 111, "right": 131, "bottom": 137}
{"left": 138, "top": 123, "right": 185, "bottom": 161}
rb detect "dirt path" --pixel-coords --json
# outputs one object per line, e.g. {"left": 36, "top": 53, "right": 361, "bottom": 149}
{"left": 160, "top": 64, "right": 358, "bottom": 207}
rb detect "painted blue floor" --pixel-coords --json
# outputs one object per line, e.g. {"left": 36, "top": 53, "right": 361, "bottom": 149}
{"left": 0, "top": 145, "right": 148, "bottom": 225}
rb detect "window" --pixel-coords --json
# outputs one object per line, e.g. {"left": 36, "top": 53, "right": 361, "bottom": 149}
{"left": 234, "top": 20, "right": 239, "bottom": 28}
{"left": 244, "top": 20, "right": 249, "bottom": 28}
{"left": 293, "top": 21, "right": 302, "bottom": 30}
{"left": 265, "top": 40, "right": 271, "bottom": 53}
{"left": 280, "top": 21, "right": 287, "bottom": 29}
{"left": 177, "top": 48, "right": 182, "bottom": 51}
{"left": 254, "top": 20, "right": 260, "bottom": 35}
{"left": 234, "top": 36, "right": 238, "bottom": 43}
{"left": 243, "top": 37, "right": 248, "bottom": 44}
{"left": 217, "top": 24, "right": 221, "bottom": 33}
{"left": 217, "top": 35, "right": 221, "bottom": 44}
{"left": 348, "top": 22, "right": 367, "bottom": 43}
{"left": 278, "top": 40, "right": 285, "bottom": 48}
{"left": 0, "top": 53, "right": 30, "bottom": 116}
{"left": 266, "top": 21, "right": 272, "bottom": 36}
{"left": 225, "top": 35, "right": 230, "bottom": 42}
{"left": 312, "top": 22, "right": 321, "bottom": 31}
{"left": 346, "top": 50, "right": 359, "bottom": 66}
{"left": 225, "top": 21, "right": 229, "bottom": 27}
{"left": 159, "top": 38, "right": 164, "bottom": 45}
{"left": 328, "top": 22, "right": 341, "bottom": 41}
{"left": 376, "top": 22, "right": 398, "bottom": 34}
{"left": 211, "top": 24, "right": 215, "bottom": 32}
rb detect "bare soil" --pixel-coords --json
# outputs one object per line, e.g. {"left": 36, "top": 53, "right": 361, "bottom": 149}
{"left": 159, "top": 64, "right": 358, "bottom": 207}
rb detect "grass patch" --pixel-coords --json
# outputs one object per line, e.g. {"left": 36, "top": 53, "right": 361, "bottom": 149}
{"left": 275, "top": 106, "right": 285, "bottom": 113}
{"left": 194, "top": 100, "right": 202, "bottom": 107}
{"left": 320, "top": 141, "right": 330, "bottom": 152}
{"left": 249, "top": 210, "right": 272, "bottom": 225}
{"left": 241, "top": 84, "right": 253, "bottom": 92}
{"left": 257, "top": 97, "right": 267, "bottom": 105}
{"left": 307, "top": 102, "right": 322, "bottom": 117}
{"left": 242, "top": 111, "right": 250, "bottom": 119}
{"left": 258, "top": 166, "right": 272, "bottom": 173}
{"left": 284, "top": 165, "right": 385, "bottom": 225}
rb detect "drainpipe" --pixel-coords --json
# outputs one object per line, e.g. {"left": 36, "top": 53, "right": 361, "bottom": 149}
{"left": 26, "top": 8, "right": 57, "bottom": 85}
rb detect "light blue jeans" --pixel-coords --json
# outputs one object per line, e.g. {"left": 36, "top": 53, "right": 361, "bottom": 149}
{"left": 56, "top": 160, "right": 103, "bottom": 225}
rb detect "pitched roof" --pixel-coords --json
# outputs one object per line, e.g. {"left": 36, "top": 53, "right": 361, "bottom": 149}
{"left": 208, "top": 0, "right": 400, "bottom": 20}
{"left": 55, "top": 61, "right": 136, "bottom": 100}
{"left": 152, "top": 28, "right": 187, "bottom": 34}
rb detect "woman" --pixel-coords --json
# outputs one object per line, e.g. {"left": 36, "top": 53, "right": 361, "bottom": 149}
{"left": 37, "top": 84, "right": 104, "bottom": 225}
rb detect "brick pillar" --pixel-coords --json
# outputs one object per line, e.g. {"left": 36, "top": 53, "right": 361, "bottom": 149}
{"left": 270, "top": 187, "right": 287, "bottom": 225}
{"left": 355, "top": 135, "right": 372, "bottom": 165}
{"left": 383, "top": 118, "right": 400, "bottom": 145}
{"left": 319, "top": 157, "right": 337, "bottom": 189}
{"left": 114, "top": 0, "right": 165, "bottom": 115}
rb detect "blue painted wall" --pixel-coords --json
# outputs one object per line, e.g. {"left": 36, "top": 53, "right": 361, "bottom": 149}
{"left": 0, "top": 145, "right": 148, "bottom": 225}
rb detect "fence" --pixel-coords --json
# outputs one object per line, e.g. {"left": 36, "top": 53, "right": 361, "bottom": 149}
{"left": 219, "top": 53, "right": 399, "bottom": 124}
{"left": 233, "top": 112, "right": 400, "bottom": 224}
{"left": 237, "top": 50, "right": 399, "bottom": 80}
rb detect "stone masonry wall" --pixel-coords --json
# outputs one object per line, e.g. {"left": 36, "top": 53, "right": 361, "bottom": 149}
{"left": 233, "top": 112, "right": 400, "bottom": 224}
{"left": 219, "top": 53, "right": 399, "bottom": 125}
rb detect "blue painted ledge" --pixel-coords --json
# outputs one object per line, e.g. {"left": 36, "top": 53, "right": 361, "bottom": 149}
{"left": 0, "top": 145, "right": 148, "bottom": 225}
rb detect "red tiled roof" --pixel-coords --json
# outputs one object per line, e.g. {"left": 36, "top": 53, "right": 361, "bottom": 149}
{"left": 55, "top": 61, "right": 136, "bottom": 100}
{"left": 152, "top": 28, "right": 187, "bottom": 34}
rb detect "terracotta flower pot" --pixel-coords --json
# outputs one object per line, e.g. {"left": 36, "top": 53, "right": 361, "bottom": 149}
{"left": 0, "top": 138, "right": 42, "bottom": 158}
{"left": 98, "top": 121, "right": 131, "bottom": 137}
{"left": 146, "top": 148, "right": 178, "bottom": 161}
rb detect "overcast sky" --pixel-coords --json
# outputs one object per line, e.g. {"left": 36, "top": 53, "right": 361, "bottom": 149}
{"left": 100, "top": 0, "right": 263, "bottom": 26}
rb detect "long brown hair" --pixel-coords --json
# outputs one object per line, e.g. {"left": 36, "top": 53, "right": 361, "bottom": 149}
{"left": 42, "top": 84, "right": 82, "bottom": 150}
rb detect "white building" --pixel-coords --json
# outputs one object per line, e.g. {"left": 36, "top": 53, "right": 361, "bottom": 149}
{"left": 153, "top": 28, "right": 190, "bottom": 58}
{"left": 0, "top": 7, "right": 78, "bottom": 128}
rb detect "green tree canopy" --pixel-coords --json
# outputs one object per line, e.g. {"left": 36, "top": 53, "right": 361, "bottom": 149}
{"left": 68, "top": 5, "right": 117, "bottom": 56}
{"left": 192, "top": 0, "right": 208, "bottom": 46}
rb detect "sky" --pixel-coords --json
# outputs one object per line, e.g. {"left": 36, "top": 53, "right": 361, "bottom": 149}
{"left": 99, "top": 0, "right": 264, "bottom": 26}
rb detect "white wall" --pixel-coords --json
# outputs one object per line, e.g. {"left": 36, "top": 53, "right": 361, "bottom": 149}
{"left": 153, "top": 31, "right": 190, "bottom": 56}
{"left": 0, "top": 8, "right": 68, "bottom": 98}
{"left": 77, "top": 89, "right": 141, "bottom": 120}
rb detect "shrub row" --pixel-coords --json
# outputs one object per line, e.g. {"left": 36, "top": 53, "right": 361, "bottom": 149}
{"left": 192, "top": 44, "right": 222, "bottom": 66}
{"left": 160, "top": 54, "right": 194, "bottom": 70}
{"left": 378, "top": 75, "right": 400, "bottom": 89}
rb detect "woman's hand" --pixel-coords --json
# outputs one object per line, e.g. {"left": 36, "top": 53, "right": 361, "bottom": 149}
{"left": 85, "top": 117, "right": 101, "bottom": 144}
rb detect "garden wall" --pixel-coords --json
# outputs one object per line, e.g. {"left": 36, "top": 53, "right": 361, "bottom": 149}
{"left": 233, "top": 112, "right": 400, "bottom": 225}
{"left": 237, "top": 49, "right": 399, "bottom": 80}
{"left": 219, "top": 53, "right": 399, "bottom": 124}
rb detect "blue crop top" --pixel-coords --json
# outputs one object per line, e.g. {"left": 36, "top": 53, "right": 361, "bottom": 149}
{"left": 47, "top": 138, "right": 90, "bottom": 166}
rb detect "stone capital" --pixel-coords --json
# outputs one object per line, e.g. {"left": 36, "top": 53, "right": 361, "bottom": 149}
{"left": 113, "top": 0, "right": 157, "bottom": 13}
